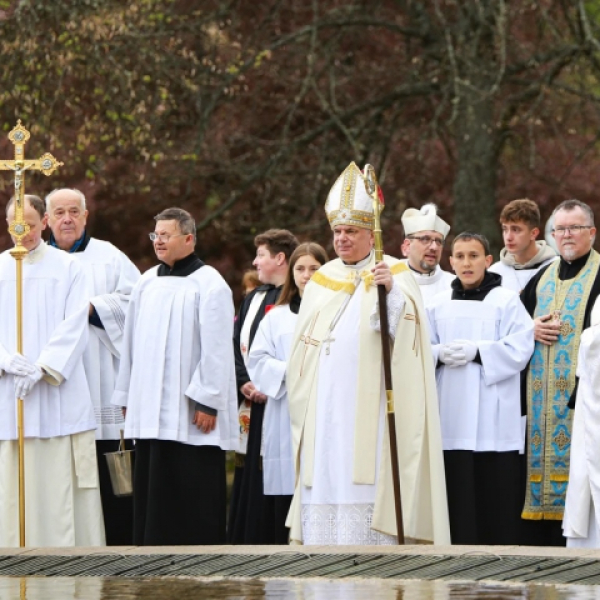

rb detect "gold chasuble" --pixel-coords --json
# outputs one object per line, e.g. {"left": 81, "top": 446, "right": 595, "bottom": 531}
{"left": 286, "top": 254, "right": 450, "bottom": 544}
{"left": 523, "top": 250, "right": 600, "bottom": 520}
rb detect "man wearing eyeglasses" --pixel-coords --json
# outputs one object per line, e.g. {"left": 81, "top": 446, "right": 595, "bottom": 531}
{"left": 400, "top": 204, "right": 453, "bottom": 306}
{"left": 520, "top": 199, "right": 600, "bottom": 546}
{"left": 112, "top": 207, "right": 238, "bottom": 545}
{"left": 45, "top": 188, "right": 141, "bottom": 546}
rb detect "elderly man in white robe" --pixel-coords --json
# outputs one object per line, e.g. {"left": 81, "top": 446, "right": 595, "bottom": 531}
{"left": 400, "top": 205, "right": 453, "bottom": 305}
{"left": 0, "top": 194, "right": 104, "bottom": 547}
{"left": 563, "top": 298, "right": 600, "bottom": 547}
{"left": 286, "top": 162, "right": 450, "bottom": 545}
{"left": 113, "top": 207, "right": 238, "bottom": 545}
{"left": 45, "top": 188, "right": 140, "bottom": 545}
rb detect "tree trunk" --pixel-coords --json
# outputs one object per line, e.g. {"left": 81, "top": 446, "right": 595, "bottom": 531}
{"left": 452, "top": 85, "right": 500, "bottom": 253}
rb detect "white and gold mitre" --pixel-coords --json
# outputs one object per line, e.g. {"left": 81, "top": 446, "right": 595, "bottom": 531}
{"left": 401, "top": 203, "right": 450, "bottom": 237}
{"left": 325, "top": 162, "right": 375, "bottom": 230}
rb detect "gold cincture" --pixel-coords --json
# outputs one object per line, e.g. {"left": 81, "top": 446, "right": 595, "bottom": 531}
{"left": 299, "top": 312, "right": 321, "bottom": 376}
{"left": 0, "top": 121, "right": 63, "bottom": 547}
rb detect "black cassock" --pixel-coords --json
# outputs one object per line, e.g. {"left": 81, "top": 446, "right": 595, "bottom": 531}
{"left": 132, "top": 253, "right": 228, "bottom": 546}
{"left": 133, "top": 440, "right": 226, "bottom": 545}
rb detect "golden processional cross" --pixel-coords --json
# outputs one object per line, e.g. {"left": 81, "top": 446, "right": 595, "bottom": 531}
{"left": 0, "top": 120, "right": 63, "bottom": 547}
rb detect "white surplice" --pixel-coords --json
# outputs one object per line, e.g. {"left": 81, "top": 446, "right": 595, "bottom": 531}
{"left": 0, "top": 243, "right": 104, "bottom": 546}
{"left": 489, "top": 243, "right": 557, "bottom": 294}
{"left": 112, "top": 265, "right": 238, "bottom": 450}
{"left": 563, "top": 325, "right": 600, "bottom": 547}
{"left": 489, "top": 260, "right": 554, "bottom": 294}
{"left": 75, "top": 238, "right": 140, "bottom": 440}
{"left": 247, "top": 304, "right": 296, "bottom": 495}
{"left": 401, "top": 260, "right": 454, "bottom": 306}
{"left": 427, "top": 287, "right": 534, "bottom": 451}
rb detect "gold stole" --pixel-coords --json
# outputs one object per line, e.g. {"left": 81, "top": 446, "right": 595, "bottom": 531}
{"left": 523, "top": 250, "right": 600, "bottom": 520}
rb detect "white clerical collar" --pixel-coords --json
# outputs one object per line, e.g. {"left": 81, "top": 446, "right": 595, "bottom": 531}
{"left": 25, "top": 241, "right": 48, "bottom": 265}
{"left": 403, "top": 259, "right": 444, "bottom": 284}
{"left": 408, "top": 262, "right": 437, "bottom": 278}
{"left": 415, "top": 266, "right": 444, "bottom": 285}
{"left": 343, "top": 250, "right": 374, "bottom": 271}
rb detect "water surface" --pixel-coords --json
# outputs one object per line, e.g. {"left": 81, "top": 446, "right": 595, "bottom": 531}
{"left": 0, "top": 577, "right": 598, "bottom": 600}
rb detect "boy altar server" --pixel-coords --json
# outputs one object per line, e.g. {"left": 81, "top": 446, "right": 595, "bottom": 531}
{"left": 490, "top": 199, "right": 556, "bottom": 293}
{"left": 427, "top": 232, "right": 534, "bottom": 544}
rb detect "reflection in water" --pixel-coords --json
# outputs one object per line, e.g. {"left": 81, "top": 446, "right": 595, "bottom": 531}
{"left": 0, "top": 577, "right": 598, "bottom": 600}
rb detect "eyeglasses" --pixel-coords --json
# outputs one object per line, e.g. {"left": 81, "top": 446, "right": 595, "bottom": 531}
{"left": 552, "top": 225, "right": 593, "bottom": 236}
{"left": 408, "top": 235, "right": 445, "bottom": 247}
{"left": 148, "top": 232, "right": 185, "bottom": 242}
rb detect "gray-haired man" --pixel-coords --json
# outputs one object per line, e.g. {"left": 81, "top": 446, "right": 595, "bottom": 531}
{"left": 46, "top": 188, "right": 140, "bottom": 544}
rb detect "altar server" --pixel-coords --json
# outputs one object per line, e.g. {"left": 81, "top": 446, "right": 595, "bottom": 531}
{"left": 227, "top": 229, "right": 298, "bottom": 544}
{"left": 0, "top": 194, "right": 104, "bottom": 547}
{"left": 112, "top": 207, "right": 237, "bottom": 545}
{"left": 46, "top": 187, "right": 140, "bottom": 545}
{"left": 490, "top": 199, "right": 556, "bottom": 293}
{"left": 247, "top": 241, "right": 328, "bottom": 540}
{"left": 427, "top": 232, "right": 534, "bottom": 544}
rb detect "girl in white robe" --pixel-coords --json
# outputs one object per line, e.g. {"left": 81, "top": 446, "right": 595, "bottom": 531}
{"left": 247, "top": 242, "right": 328, "bottom": 539}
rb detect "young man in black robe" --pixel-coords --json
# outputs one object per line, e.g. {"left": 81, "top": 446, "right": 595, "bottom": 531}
{"left": 227, "top": 229, "right": 298, "bottom": 544}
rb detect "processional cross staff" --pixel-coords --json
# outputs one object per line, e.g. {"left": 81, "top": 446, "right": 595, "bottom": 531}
{"left": 363, "top": 164, "right": 405, "bottom": 545}
{"left": 0, "top": 120, "right": 63, "bottom": 547}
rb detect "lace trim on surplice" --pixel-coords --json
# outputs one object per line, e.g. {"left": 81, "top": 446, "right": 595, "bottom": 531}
{"left": 301, "top": 503, "right": 397, "bottom": 545}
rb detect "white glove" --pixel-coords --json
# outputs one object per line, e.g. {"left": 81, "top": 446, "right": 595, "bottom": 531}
{"left": 450, "top": 340, "right": 479, "bottom": 365}
{"left": 1, "top": 353, "right": 36, "bottom": 376}
{"left": 439, "top": 344, "right": 463, "bottom": 367}
{"left": 14, "top": 365, "right": 43, "bottom": 399}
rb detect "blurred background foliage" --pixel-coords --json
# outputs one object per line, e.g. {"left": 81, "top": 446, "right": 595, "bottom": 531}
{"left": 2, "top": 0, "right": 600, "bottom": 298}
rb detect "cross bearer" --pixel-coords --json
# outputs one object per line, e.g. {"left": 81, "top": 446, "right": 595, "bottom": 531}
{"left": 286, "top": 162, "right": 450, "bottom": 545}
{"left": 0, "top": 195, "right": 104, "bottom": 546}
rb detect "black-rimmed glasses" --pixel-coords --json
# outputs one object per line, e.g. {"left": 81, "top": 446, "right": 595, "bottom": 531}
{"left": 408, "top": 235, "right": 445, "bottom": 247}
